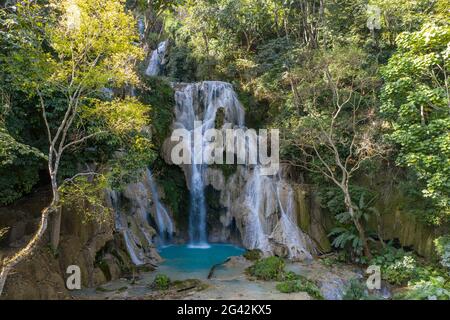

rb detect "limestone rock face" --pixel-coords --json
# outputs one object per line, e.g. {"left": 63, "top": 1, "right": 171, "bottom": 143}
{"left": 294, "top": 187, "right": 332, "bottom": 253}
{"left": 107, "top": 186, "right": 162, "bottom": 267}
{"left": 1, "top": 189, "right": 139, "bottom": 299}
{"left": 2, "top": 248, "right": 68, "bottom": 300}
{"left": 202, "top": 166, "right": 320, "bottom": 260}
{"left": 162, "top": 80, "right": 322, "bottom": 260}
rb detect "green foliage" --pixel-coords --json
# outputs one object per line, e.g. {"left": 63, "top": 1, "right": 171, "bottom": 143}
{"left": 81, "top": 98, "right": 150, "bottom": 137}
{"left": 246, "top": 256, "right": 285, "bottom": 281}
{"left": 243, "top": 249, "right": 262, "bottom": 261}
{"left": 108, "top": 136, "right": 156, "bottom": 190}
{"left": 136, "top": 77, "right": 175, "bottom": 146}
{"left": 329, "top": 226, "right": 365, "bottom": 260}
{"left": 0, "top": 0, "right": 150, "bottom": 212}
{"left": 380, "top": 17, "right": 450, "bottom": 225}
{"left": 384, "top": 255, "right": 418, "bottom": 286}
{"left": 165, "top": 43, "right": 198, "bottom": 82}
{"left": 318, "top": 186, "right": 369, "bottom": 216}
{"left": 0, "top": 127, "right": 45, "bottom": 205}
{"left": 395, "top": 276, "right": 450, "bottom": 300}
{"left": 3, "top": 0, "right": 143, "bottom": 93}
{"left": 59, "top": 174, "right": 112, "bottom": 225}
{"left": 343, "top": 279, "right": 369, "bottom": 300}
{"left": 282, "top": 271, "right": 301, "bottom": 281}
{"left": 151, "top": 274, "right": 171, "bottom": 290}
{"left": 434, "top": 236, "right": 450, "bottom": 270}
{"left": 328, "top": 191, "right": 378, "bottom": 262}
{"left": 153, "top": 161, "right": 189, "bottom": 225}
{"left": 320, "top": 256, "right": 340, "bottom": 268}
{"left": 276, "top": 276, "right": 324, "bottom": 300}
{"left": 370, "top": 246, "right": 419, "bottom": 285}
{"left": 371, "top": 244, "right": 450, "bottom": 299}
{"left": 79, "top": 96, "right": 156, "bottom": 190}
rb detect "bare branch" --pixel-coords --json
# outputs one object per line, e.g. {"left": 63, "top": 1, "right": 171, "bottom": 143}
{"left": 61, "top": 131, "right": 106, "bottom": 153}
{"left": 37, "top": 89, "right": 52, "bottom": 146}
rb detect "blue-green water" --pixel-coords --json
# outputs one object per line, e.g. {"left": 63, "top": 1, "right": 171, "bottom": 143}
{"left": 158, "top": 244, "right": 245, "bottom": 273}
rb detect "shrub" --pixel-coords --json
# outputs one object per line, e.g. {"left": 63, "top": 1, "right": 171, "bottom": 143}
{"left": 246, "top": 256, "right": 285, "bottom": 280}
{"left": 320, "top": 257, "right": 338, "bottom": 268}
{"left": 282, "top": 271, "right": 301, "bottom": 281}
{"left": 343, "top": 279, "right": 369, "bottom": 300}
{"left": 434, "top": 236, "right": 450, "bottom": 270}
{"left": 383, "top": 255, "right": 417, "bottom": 285}
{"left": 276, "top": 276, "right": 323, "bottom": 299}
{"left": 395, "top": 276, "right": 450, "bottom": 300}
{"left": 151, "top": 274, "right": 171, "bottom": 290}
{"left": 243, "top": 249, "right": 262, "bottom": 261}
{"left": 370, "top": 246, "right": 418, "bottom": 285}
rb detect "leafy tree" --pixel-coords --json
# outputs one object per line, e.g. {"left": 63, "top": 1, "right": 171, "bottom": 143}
{"left": 380, "top": 16, "right": 450, "bottom": 225}
{"left": 0, "top": 126, "right": 44, "bottom": 205}
{"left": 283, "top": 47, "right": 386, "bottom": 258}
{"left": 0, "top": 0, "right": 149, "bottom": 295}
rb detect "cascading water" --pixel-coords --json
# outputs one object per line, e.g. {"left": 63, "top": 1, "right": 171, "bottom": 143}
{"left": 145, "top": 40, "right": 168, "bottom": 76}
{"left": 242, "top": 167, "right": 272, "bottom": 253}
{"left": 171, "top": 80, "right": 314, "bottom": 259}
{"left": 173, "top": 81, "right": 245, "bottom": 247}
{"left": 189, "top": 162, "right": 208, "bottom": 246}
{"left": 146, "top": 169, "right": 174, "bottom": 245}
{"left": 274, "top": 183, "right": 314, "bottom": 260}
{"left": 107, "top": 190, "right": 145, "bottom": 265}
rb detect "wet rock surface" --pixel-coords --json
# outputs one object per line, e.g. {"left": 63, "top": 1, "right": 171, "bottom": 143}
{"left": 72, "top": 256, "right": 361, "bottom": 300}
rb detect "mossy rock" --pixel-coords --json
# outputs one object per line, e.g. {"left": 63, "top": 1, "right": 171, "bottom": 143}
{"left": 151, "top": 274, "right": 171, "bottom": 290}
{"left": 97, "top": 260, "right": 112, "bottom": 281}
{"left": 246, "top": 256, "right": 285, "bottom": 280}
{"left": 95, "top": 286, "right": 114, "bottom": 293}
{"left": 243, "top": 249, "right": 262, "bottom": 261}
{"left": 276, "top": 276, "right": 324, "bottom": 300}
{"left": 171, "top": 279, "right": 208, "bottom": 291}
{"left": 137, "top": 264, "right": 156, "bottom": 273}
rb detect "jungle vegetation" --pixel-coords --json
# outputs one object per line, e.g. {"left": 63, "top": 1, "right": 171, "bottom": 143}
{"left": 0, "top": 0, "right": 449, "bottom": 298}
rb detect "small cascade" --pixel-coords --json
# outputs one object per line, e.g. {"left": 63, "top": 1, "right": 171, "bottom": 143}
{"left": 241, "top": 167, "right": 272, "bottom": 253}
{"left": 146, "top": 169, "right": 174, "bottom": 245}
{"left": 145, "top": 40, "right": 168, "bottom": 76}
{"left": 273, "top": 183, "right": 314, "bottom": 260}
{"left": 137, "top": 17, "right": 145, "bottom": 40}
{"left": 188, "top": 162, "right": 208, "bottom": 246}
{"left": 107, "top": 190, "right": 146, "bottom": 265}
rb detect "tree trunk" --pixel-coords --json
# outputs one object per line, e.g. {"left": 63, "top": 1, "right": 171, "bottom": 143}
{"left": 353, "top": 216, "right": 372, "bottom": 260}
{"left": 346, "top": 196, "right": 372, "bottom": 260}
{"left": 0, "top": 207, "right": 51, "bottom": 296}
{"left": 50, "top": 207, "right": 62, "bottom": 250}
{"left": 0, "top": 264, "right": 11, "bottom": 296}
{"left": 49, "top": 172, "right": 61, "bottom": 251}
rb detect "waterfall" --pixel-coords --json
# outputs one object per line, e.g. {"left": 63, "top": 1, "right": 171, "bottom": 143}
{"left": 242, "top": 167, "right": 271, "bottom": 253}
{"left": 146, "top": 169, "right": 174, "bottom": 245}
{"left": 173, "top": 81, "right": 245, "bottom": 247}
{"left": 107, "top": 190, "right": 145, "bottom": 265}
{"left": 188, "top": 162, "right": 208, "bottom": 247}
{"left": 274, "top": 183, "right": 313, "bottom": 260}
{"left": 137, "top": 17, "right": 145, "bottom": 40}
{"left": 145, "top": 40, "right": 168, "bottom": 76}
{"left": 169, "top": 79, "right": 314, "bottom": 259}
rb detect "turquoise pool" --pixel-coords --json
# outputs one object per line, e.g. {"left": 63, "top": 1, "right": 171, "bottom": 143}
{"left": 157, "top": 244, "right": 245, "bottom": 277}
